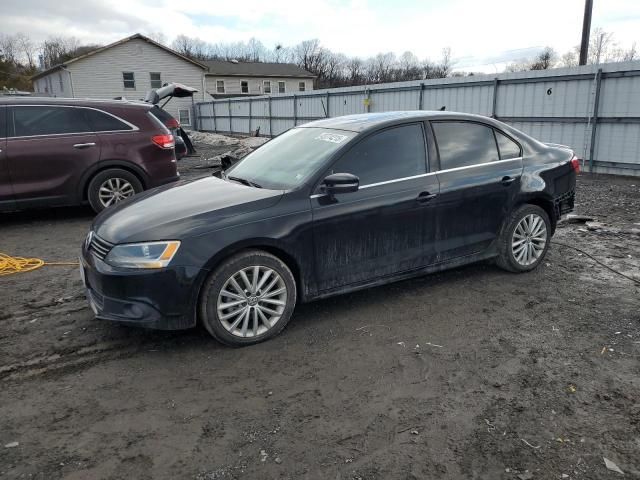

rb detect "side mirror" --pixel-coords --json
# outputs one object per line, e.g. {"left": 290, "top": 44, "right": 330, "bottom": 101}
{"left": 322, "top": 172, "right": 359, "bottom": 195}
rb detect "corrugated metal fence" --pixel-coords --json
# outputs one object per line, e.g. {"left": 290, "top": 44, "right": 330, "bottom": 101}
{"left": 195, "top": 61, "right": 640, "bottom": 176}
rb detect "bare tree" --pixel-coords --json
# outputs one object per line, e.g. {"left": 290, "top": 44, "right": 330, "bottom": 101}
{"left": 530, "top": 47, "right": 556, "bottom": 70}
{"left": 623, "top": 42, "right": 637, "bottom": 61}
{"left": 146, "top": 32, "right": 168, "bottom": 46}
{"left": 0, "top": 34, "right": 19, "bottom": 65}
{"left": 171, "top": 35, "right": 208, "bottom": 60}
{"left": 589, "top": 27, "right": 617, "bottom": 64}
{"left": 15, "top": 33, "right": 37, "bottom": 69}
{"left": 346, "top": 57, "right": 365, "bottom": 86}
{"left": 40, "top": 36, "right": 83, "bottom": 68}
{"left": 439, "top": 47, "right": 453, "bottom": 77}
{"left": 560, "top": 48, "right": 579, "bottom": 67}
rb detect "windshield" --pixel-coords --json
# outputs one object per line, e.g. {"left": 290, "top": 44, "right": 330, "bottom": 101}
{"left": 226, "top": 127, "right": 356, "bottom": 190}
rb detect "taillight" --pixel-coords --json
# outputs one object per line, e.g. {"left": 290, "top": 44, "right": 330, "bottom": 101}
{"left": 165, "top": 118, "right": 179, "bottom": 129}
{"left": 151, "top": 134, "right": 175, "bottom": 149}
{"left": 570, "top": 155, "right": 581, "bottom": 173}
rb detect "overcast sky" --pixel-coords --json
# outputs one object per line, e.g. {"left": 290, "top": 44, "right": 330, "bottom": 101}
{"left": 4, "top": 0, "right": 640, "bottom": 71}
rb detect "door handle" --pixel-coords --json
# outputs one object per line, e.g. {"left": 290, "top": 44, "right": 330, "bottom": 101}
{"left": 417, "top": 191, "right": 438, "bottom": 203}
{"left": 501, "top": 176, "right": 516, "bottom": 186}
{"left": 73, "top": 142, "right": 96, "bottom": 149}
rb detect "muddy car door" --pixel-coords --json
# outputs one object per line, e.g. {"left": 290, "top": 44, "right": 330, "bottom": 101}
{"left": 0, "top": 105, "right": 15, "bottom": 210}
{"left": 6, "top": 105, "right": 100, "bottom": 208}
{"left": 311, "top": 123, "right": 440, "bottom": 292}
{"left": 430, "top": 121, "right": 523, "bottom": 261}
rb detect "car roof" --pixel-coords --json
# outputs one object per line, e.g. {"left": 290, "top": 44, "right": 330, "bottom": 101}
{"left": 0, "top": 97, "right": 153, "bottom": 109}
{"left": 299, "top": 111, "right": 504, "bottom": 133}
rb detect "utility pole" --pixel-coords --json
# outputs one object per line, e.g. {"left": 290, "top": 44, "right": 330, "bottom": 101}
{"left": 579, "top": 0, "right": 593, "bottom": 65}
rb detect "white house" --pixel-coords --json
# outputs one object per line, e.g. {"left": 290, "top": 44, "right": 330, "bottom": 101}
{"left": 31, "top": 34, "right": 315, "bottom": 128}
{"left": 32, "top": 34, "right": 207, "bottom": 127}
{"left": 203, "top": 60, "right": 315, "bottom": 97}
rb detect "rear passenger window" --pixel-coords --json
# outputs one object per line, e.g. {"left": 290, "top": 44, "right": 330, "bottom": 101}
{"left": 432, "top": 121, "right": 499, "bottom": 170}
{"left": 12, "top": 106, "right": 91, "bottom": 137}
{"left": 84, "top": 109, "right": 132, "bottom": 132}
{"left": 495, "top": 130, "right": 522, "bottom": 159}
{"left": 330, "top": 124, "right": 426, "bottom": 186}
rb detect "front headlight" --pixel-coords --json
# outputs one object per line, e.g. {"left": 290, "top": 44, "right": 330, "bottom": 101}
{"left": 105, "top": 241, "right": 181, "bottom": 269}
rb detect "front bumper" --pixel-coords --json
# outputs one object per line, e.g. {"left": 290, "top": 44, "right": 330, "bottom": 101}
{"left": 80, "top": 247, "right": 202, "bottom": 330}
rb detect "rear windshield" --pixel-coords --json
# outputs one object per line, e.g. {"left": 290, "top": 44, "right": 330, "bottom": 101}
{"left": 227, "top": 127, "right": 356, "bottom": 190}
{"left": 149, "top": 106, "right": 175, "bottom": 125}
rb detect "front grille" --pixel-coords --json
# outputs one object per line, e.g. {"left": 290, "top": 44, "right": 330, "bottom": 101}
{"left": 89, "top": 234, "right": 114, "bottom": 261}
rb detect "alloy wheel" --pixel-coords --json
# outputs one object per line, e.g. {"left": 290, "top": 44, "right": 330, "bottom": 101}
{"left": 217, "top": 266, "right": 288, "bottom": 338}
{"left": 511, "top": 213, "right": 547, "bottom": 266}
{"left": 98, "top": 178, "right": 135, "bottom": 207}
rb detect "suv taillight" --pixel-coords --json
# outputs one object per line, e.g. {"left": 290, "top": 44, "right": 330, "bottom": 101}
{"left": 570, "top": 155, "right": 581, "bottom": 173}
{"left": 152, "top": 134, "right": 175, "bottom": 149}
{"left": 165, "top": 118, "right": 179, "bottom": 129}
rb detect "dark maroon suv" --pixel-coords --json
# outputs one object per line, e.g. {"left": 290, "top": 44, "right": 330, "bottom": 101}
{"left": 0, "top": 97, "right": 180, "bottom": 213}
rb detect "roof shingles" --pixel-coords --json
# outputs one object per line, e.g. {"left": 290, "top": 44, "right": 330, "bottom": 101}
{"left": 203, "top": 60, "right": 315, "bottom": 78}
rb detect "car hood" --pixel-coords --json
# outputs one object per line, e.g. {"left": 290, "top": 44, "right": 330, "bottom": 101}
{"left": 94, "top": 176, "right": 284, "bottom": 244}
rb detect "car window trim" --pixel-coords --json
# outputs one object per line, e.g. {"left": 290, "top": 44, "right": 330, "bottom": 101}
{"left": 6, "top": 105, "right": 139, "bottom": 139}
{"left": 436, "top": 156, "right": 523, "bottom": 175}
{"left": 311, "top": 121, "right": 429, "bottom": 195}
{"left": 429, "top": 119, "right": 520, "bottom": 171}
{"left": 310, "top": 172, "right": 437, "bottom": 199}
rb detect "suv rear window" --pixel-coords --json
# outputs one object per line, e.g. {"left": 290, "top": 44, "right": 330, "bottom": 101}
{"left": 84, "top": 108, "right": 133, "bottom": 132}
{"left": 149, "top": 106, "right": 175, "bottom": 126}
{"left": 12, "top": 106, "right": 91, "bottom": 137}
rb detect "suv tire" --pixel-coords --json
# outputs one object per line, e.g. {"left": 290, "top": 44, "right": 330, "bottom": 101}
{"left": 87, "top": 168, "right": 143, "bottom": 213}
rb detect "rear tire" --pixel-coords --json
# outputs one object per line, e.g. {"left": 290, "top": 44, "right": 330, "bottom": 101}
{"left": 496, "top": 204, "right": 551, "bottom": 273}
{"left": 199, "top": 250, "right": 297, "bottom": 347}
{"left": 87, "top": 168, "right": 143, "bottom": 213}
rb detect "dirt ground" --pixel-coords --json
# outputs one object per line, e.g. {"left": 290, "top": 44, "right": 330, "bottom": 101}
{"left": 1, "top": 148, "right": 639, "bottom": 479}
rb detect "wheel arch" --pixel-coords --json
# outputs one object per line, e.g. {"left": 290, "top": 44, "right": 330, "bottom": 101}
{"left": 193, "top": 239, "right": 305, "bottom": 318}
{"left": 514, "top": 195, "right": 556, "bottom": 235}
{"left": 79, "top": 160, "right": 149, "bottom": 201}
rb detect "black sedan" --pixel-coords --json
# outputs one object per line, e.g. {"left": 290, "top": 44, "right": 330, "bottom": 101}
{"left": 80, "top": 111, "right": 578, "bottom": 346}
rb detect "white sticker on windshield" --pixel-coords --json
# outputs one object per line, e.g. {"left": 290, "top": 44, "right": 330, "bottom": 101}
{"left": 315, "top": 133, "right": 349, "bottom": 144}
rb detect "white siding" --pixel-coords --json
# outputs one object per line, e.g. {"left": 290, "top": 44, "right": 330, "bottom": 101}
{"left": 205, "top": 76, "right": 313, "bottom": 97}
{"left": 33, "top": 69, "right": 71, "bottom": 97}
{"left": 33, "top": 38, "right": 206, "bottom": 124}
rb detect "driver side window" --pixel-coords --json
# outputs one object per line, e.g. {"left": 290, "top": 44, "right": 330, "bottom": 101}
{"left": 328, "top": 123, "right": 427, "bottom": 186}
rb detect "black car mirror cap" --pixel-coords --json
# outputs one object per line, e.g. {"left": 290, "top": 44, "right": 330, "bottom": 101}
{"left": 323, "top": 172, "right": 359, "bottom": 195}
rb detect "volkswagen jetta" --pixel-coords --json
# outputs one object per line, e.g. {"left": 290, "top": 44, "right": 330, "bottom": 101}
{"left": 80, "top": 111, "right": 578, "bottom": 346}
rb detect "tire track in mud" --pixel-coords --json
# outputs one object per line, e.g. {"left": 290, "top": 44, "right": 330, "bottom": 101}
{"left": 0, "top": 340, "right": 148, "bottom": 382}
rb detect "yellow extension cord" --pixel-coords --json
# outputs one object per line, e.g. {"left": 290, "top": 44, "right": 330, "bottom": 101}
{"left": 0, "top": 253, "right": 79, "bottom": 276}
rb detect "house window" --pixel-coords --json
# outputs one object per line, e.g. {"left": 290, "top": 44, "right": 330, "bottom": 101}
{"left": 278, "top": 81, "right": 285, "bottom": 93}
{"left": 150, "top": 72, "right": 162, "bottom": 89}
{"left": 241, "top": 81, "right": 249, "bottom": 94}
{"left": 299, "top": 81, "right": 305, "bottom": 92}
{"left": 59, "top": 73, "right": 64, "bottom": 92}
{"left": 263, "top": 80, "right": 271, "bottom": 94}
{"left": 178, "top": 109, "right": 191, "bottom": 126}
{"left": 123, "top": 72, "right": 135, "bottom": 89}
{"left": 216, "top": 80, "right": 225, "bottom": 93}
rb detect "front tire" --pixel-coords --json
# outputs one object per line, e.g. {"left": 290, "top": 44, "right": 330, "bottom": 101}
{"left": 496, "top": 204, "right": 551, "bottom": 273}
{"left": 199, "top": 250, "right": 297, "bottom": 346}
